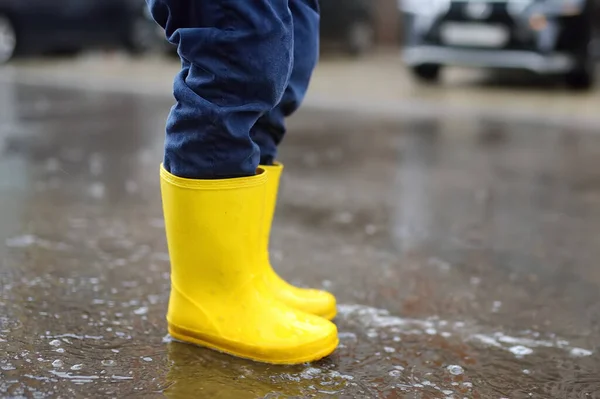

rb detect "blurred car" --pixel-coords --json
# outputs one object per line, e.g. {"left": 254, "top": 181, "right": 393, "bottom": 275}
{"left": 0, "top": 0, "right": 163, "bottom": 64}
{"left": 400, "top": 0, "right": 600, "bottom": 89}
{"left": 319, "top": 0, "right": 376, "bottom": 56}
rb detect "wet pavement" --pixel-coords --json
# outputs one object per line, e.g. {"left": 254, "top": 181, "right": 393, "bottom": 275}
{"left": 2, "top": 77, "right": 600, "bottom": 398}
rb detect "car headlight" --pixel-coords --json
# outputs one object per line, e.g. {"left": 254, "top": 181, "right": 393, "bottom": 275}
{"left": 399, "top": 0, "right": 451, "bottom": 16}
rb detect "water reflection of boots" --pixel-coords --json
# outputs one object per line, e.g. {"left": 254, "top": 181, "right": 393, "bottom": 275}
{"left": 164, "top": 340, "right": 312, "bottom": 399}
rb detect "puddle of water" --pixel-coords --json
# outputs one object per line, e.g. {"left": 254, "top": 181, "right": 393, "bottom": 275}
{"left": 152, "top": 304, "right": 599, "bottom": 398}
{"left": 1, "top": 302, "right": 598, "bottom": 397}
{"left": 2, "top": 86, "right": 600, "bottom": 398}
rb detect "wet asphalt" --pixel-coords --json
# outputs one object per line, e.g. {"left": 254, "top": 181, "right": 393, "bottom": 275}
{"left": 1, "top": 77, "right": 600, "bottom": 398}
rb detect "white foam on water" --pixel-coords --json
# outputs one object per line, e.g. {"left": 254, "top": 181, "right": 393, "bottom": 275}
{"left": 328, "top": 371, "right": 354, "bottom": 380}
{"left": 337, "top": 304, "right": 437, "bottom": 331}
{"left": 471, "top": 334, "right": 502, "bottom": 348}
{"left": 470, "top": 277, "right": 482, "bottom": 285}
{"left": 111, "top": 375, "right": 133, "bottom": 380}
{"left": 338, "top": 332, "right": 357, "bottom": 341}
{"left": 300, "top": 367, "right": 322, "bottom": 379}
{"left": 5, "top": 235, "right": 70, "bottom": 251}
{"left": 133, "top": 306, "right": 148, "bottom": 315}
{"left": 101, "top": 360, "right": 116, "bottom": 367}
{"left": 49, "top": 370, "right": 99, "bottom": 382}
{"left": 492, "top": 301, "right": 502, "bottom": 313}
{"left": 6, "top": 235, "right": 37, "bottom": 248}
{"left": 570, "top": 347, "right": 593, "bottom": 357}
{"left": 509, "top": 346, "right": 534, "bottom": 356}
{"left": 72, "top": 379, "right": 95, "bottom": 384}
{"left": 337, "top": 304, "right": 594, "bottom": 360}
{"left": 24, "top": 374, "right": 57, "bottom": 383}
{"left": 447, "top": 365, "right": 464, "bottom": 375}
{"left": 88, "top": 183, "right": 105, "bottom": 199}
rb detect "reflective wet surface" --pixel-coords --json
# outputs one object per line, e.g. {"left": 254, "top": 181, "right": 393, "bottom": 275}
{"left": 2, "top": 77, "right": 600, "bottom": 398}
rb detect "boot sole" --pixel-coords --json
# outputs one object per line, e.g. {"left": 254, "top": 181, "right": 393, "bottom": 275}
{"left": 168, "top": 323, "right": 339, "bottom": 365}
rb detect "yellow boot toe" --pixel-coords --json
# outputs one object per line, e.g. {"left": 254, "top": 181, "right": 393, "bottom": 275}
{"left": 263, "top": 272, "right": 337, "bottom": 320}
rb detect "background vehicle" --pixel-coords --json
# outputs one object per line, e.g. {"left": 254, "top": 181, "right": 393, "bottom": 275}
{"left": 0, "top": 0, "right": 164, "bottom": 64}
{"left": 400, "top": 0, "right": 600, "bottom": 90}
{"left": 319, "top": 0, "right": 376, "bottom": 56}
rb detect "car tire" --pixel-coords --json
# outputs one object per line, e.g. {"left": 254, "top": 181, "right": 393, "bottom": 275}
{"left": 564, "top": 8, "right": 595, "bottom": 91}
{"left": 565, "top": 47, "right": 595, "bottom": 90}
{"left": 565, "top": 67, "right": 595, "bottom": 90}
{"left": 0, "top": 13, "right": 17, "bottom": 65}
{"left": 346, "top": 19, "right": 375, "bottom": 57}
{"left": 412, "top": 64, "right": 442, "bottom": 83}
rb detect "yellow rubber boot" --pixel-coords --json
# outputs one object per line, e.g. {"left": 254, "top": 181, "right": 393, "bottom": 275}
{"left": 259, "top": 163, "right": 337, "bottom": 320}
{"left": 160, "top": 165, "right": 338, "bottom": 364}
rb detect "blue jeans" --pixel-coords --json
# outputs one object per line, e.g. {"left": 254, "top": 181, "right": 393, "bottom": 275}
{"left": 146, "top": 0, "right": 320, "bottom": 179}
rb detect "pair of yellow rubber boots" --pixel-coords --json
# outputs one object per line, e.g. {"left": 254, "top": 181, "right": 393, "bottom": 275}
{"left": 160, "top": 163, "right": 339, "bottom": 364}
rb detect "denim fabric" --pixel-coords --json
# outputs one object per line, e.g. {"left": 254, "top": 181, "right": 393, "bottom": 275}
{"left": 146, "top": 0, "right": 319, "bottom": 178}
{"left": 251, "top": 0, "right": 320, "bottom": 166}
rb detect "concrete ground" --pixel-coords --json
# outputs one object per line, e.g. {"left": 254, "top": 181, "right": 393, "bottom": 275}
{"left": 1, "top": 54, "right": 600, "bottom": 398}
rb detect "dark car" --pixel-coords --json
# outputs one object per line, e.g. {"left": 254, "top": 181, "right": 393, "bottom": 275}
{"left": 319, "top": 0, "right": 375, "bottom": 56}
{"left": 0, "top": 0, "right": 163, "bottom": 64}
{"left": 400, "top": 0, "right": 600, "bottom": 89}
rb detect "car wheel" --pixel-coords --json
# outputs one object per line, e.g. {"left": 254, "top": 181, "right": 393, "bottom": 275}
{"left": 412, "top": 64, "right": 442, "bottom": 83}
{"left": 564, "top": 13, "right": 595, "bottom": 90}
{"left": 565, "top": 46, "right": 596, "bottom": 90}
{"left": 565, "top": 67, "right": 595, "bottom": 90}
{"left": 0, "top": 14, "right": 17, "bottom": 64}
{"left": 346, "top": 19, "right": 375, "bottom": 57}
